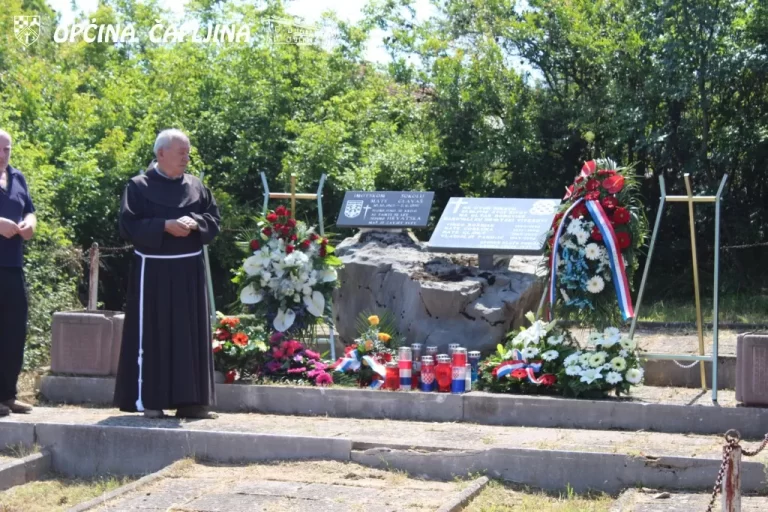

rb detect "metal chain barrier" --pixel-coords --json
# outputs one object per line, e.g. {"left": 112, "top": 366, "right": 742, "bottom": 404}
{"left": 706, "top": 430, "right": 768, "bottom": 512}
{"left": 671, "top": 359, "right": 701, "bottom": 369}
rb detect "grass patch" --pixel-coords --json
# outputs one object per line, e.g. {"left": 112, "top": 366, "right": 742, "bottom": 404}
{"left": 0, "top": 444, "right": 40, "bottom": 459}
{"left": 639, "top": 294, "right": 768, "bottom": 324}
{"left": 0, "top": 474, "right": 132, "bottom": 512}
{"left": 465, "top": 481, "right": 613, "bottom": 512}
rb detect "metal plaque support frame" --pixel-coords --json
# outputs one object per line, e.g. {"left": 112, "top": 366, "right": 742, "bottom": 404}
{"left": 260, "top": 172, "right": 327, "bottom": 236}
{"left": 629, "top": 173, "right": 728, "bottom": 403}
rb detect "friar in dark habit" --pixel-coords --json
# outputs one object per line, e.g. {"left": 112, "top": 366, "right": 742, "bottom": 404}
{"left": 114, "top": 129, "right": 220, "bottom": 419}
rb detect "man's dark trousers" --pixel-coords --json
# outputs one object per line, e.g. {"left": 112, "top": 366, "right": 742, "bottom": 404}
{"left": 0, "top": 267, "right": 27, "bottom": 402}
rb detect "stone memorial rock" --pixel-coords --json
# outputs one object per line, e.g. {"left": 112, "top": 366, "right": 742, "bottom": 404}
{"left": 332, "top": 230, "right": 543, "bottom": 354}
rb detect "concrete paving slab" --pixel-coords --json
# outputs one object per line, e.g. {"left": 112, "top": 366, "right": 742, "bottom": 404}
{"left": 614, "top": 488, "right": 768, "bottom": 511}
{"left": 82, "top": 460, "right": 466, "bottom": 512}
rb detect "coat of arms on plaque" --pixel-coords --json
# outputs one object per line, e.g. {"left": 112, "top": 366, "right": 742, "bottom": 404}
{"left": 344, "top": 200, "right": 364, "bottom": 218}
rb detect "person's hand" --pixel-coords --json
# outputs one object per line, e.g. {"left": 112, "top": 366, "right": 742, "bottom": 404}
{"left": 178, "top": 216, "right": 199, "bottom": 231}
{"left": 17, "top": 220, "right": 34, "bottom": 241}
{"left": 164, "top": 219, "right": 191, "bottom": 237}
{"left": 0, "top": 218, "right": 19, "bottom": 239}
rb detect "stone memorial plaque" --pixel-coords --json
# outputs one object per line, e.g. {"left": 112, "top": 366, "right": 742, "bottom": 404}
{"left": 428, "top": 197, "right": 561, "bottom": 260}
{"left": 337, "top": 191, "right": 434, "bottom": 228}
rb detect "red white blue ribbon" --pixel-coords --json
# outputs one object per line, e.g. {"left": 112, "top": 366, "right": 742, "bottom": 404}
{"left": 334, "top": 350, "right": 386, "bottom": 378}
{"left": 547, "top": 198, "right": 634, "bottom": 322}
{"left": 585, "top": 200, "right": 634, "bottom": 321}
{"left": 495, "top": 359, "right": 544, "bottom": 384}
{"left": 548, "top": 198, "right": 585, "bottom": 319}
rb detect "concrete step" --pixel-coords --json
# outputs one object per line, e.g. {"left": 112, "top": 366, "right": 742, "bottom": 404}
{"left": 39, "top": 375, "right": 768, "bottom": 438}
{"left": 0, "top": 449, "right": 50, "bottom": 492}
{"left": 1, "top": 406, "right": 765, "bottom": 494}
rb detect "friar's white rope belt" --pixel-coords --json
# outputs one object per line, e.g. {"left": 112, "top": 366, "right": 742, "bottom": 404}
{"left": 134, "top": 249, "right": 203, "bottom": 412}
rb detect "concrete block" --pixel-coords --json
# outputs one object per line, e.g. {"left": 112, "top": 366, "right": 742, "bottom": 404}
{"left": 0, "top": 458, "right": 26, "bottom": 491}
{"left": 0, "top": 450, "right": 51, "bottom": 492}
{"left": 35, "top": 423, "right": 351, "bottom": 478}
{"left": 462, "top": 392, "right": 768, "bottom": 437}
{"left": 248, "top": 386, "right": 464, "bottom": 422}
{"left": 51, "top": 310, "right": 124, "bottom": 376}
{"left": 644, "top": 357, "right": 736, "bottom": 390}
{"left": 351, "top": 446, "right": 767, "bottom": 494}
{"left": 183, "top": 430, "right": 352, "bottom": 464}
{"left": 40, "top": 375, "right": 115, "bottom": 405}
{"left": 0, "top": 422, "right": 35, "bottom": 448}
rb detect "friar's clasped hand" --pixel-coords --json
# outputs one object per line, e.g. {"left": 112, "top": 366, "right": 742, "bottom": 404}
{"left": 164, "top": 216, "right": 199, "bottom": 237}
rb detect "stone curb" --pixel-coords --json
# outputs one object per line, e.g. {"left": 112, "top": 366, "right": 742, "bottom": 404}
{"left": 436, "top": 476, "right": 489, "bottom": 512}
{"left": 40, "top": 375, "right": 768, "bottom": 437}
{"left": 67, "top": 462, "right": 179, "bottom": 512}
{"left": 349, "top": 445, "right": 766, "bottom": 494}
{"left": 2, "top": 421, "right": 761, "bottom": 494}
{"left": 0, "top": 449, "right": 51, "bottom": 492}
{"left": 35, "top": 423, "right": 352, "bottom": 478}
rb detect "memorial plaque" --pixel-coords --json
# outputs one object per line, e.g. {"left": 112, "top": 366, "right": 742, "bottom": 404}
{"left": 337, "top": 191, "right": 434, "bottom": 228}
{"left": 428, "top": 197, "right": 561, "bottom": 259}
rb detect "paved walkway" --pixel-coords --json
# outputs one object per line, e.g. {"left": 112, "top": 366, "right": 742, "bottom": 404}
{"left": 1, "top": 405, "right": 758, "bottom": 461}
{"left": 614, "top": 489, "right": 768, "bottom": 511}
{"left": 83, "top": 460, "right": 467, "bottom": 511}
{"left": 571, "top": 328, "right": 740, "bottom": 357}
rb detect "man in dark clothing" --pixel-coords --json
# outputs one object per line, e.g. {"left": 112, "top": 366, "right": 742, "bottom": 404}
{"left": 0, "top": 129, "right": 36, "bottom": 417}
{"left": 113, "top": 129, "right": 220, "bottom": 419}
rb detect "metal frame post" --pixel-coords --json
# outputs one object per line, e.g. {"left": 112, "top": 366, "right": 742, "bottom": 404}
{"left": 629, "top": 175, "right": 667, "bottom": 339}
{"left": 631, "top": 174, "right": 728, "bottom": 403}
{"left": 722, "top": 445, "right": 742, "bottom": 512}
{"left": 712, "top": 174, "right": 728, "bottom": 404}
{"left": 88, "top": 243, "right": 99, "bottom": 310}
{"left": 199, "top": 171, "right": 217, "bottom": 328}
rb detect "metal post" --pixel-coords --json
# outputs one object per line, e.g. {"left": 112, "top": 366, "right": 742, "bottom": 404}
{"left": 712, "top": 174, "right": 728, "bottom": 403}
{"left": 88, "top": 242, "right": 99, "bottom": 310}
{"left": 290, "top": 174, "right": 297, "bottom": 218}
{"left": 629, "top": 175, "right": 667, "bottom": 339}
{"left": 200, "top": 171, "right": 217, "bottom": 328}
{"left": 722, "top": 445, "right": 742, "bottom": 512}
{"left": 260, "top": 171, "right": 270, "bottom": 216}
{"left": 684, "top": 174, "right": 707, "bottom": 390}
{"left": 317, "top": 173, "right": 326, "bottom": 236}
{"left": 327, "top": 316, "right": 336, "bottom": 361}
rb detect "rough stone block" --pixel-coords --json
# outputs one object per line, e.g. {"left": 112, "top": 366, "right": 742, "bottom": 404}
{"left": 331, "top": 230, "right": 541, "bottom": 353}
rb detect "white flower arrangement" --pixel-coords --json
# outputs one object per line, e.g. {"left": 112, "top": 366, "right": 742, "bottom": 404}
{"left": 558, "top": 326, "right": 644, "bottom": 397}
{"left": 237, "top": 207, "right": 342, "bottom": 334}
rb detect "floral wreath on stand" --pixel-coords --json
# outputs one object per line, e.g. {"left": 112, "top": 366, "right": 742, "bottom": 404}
{"left": 235, "top": 205, "right": 343, "bottom": 337}
{"left": 542, "top": 159, "right": 648, "bottom": 329}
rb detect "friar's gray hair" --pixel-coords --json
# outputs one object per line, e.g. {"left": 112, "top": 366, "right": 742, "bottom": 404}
{"left": 0, "top": 129, "right": 11, "bottom": 143}
{"left": 153, "top": 129, "right": 189, "bottom": 156}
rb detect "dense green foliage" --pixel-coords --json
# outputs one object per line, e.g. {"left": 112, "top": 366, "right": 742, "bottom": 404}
{"left": 1, "top": 0, "right": 766, "bottom": 367}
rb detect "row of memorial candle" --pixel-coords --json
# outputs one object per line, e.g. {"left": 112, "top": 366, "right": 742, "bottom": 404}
{"left": 384, "top": 344, "right": 481, "bottom": 393}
